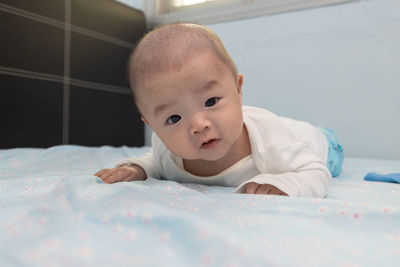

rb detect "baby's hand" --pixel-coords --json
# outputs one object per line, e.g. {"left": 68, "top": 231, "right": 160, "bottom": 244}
{"left": 245, "top": 182, "right": 288, "bottom": 196}
{"left": 95, "top": 165, "right": 146, "bottom": 184}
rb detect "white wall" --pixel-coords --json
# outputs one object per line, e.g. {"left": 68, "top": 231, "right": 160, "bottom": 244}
{"left": 119, "top": 0, "right": 400, "bottom": 160}
{"left": 208, "top": 0, "right": 400, "bottom": 160}
{"left": 114, "top": 0, "right": 143, "bottom": 9}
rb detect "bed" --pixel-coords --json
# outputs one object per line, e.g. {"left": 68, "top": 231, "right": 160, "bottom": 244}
{"left": 0, "top": 145, "right": 399, "bottom": 266}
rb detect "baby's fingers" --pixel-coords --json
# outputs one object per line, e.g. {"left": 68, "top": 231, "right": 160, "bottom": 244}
{"left": 270, "top": 187, "right": 288, "bottom": 196}
{"left": 254, "top": 184, "right": 271, "bottom": 195}
{"left": 102, "top": 168, "right": 133, "bottom": 184}
{"left": 95, "top": 168, "right": 116, "bottom": 181}
{"left": 257, "top": 184, "right": 288, "bottom": 196}
{"left": 244, "top": 183, "right": 288, "bottom": 196}
{"left": 245, "top": 182, "right": 261, "bottom": 194}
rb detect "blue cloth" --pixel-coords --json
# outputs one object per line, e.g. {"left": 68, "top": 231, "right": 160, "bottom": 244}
{"left": 364, "top": 172, "right": 400, "bottom": 183}
{"left": 1, "top": 146, "right": 400, "bottom": 266}
{"left": 318, "top": 127, "right": 344, "bottom": 177}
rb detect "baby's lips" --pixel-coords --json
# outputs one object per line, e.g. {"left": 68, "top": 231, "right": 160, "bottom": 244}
{"left": 200, "top": 138, "right": 220, "bottom": 149}
{"left": 202, "top": 139, "right": 213, "bottom": 145}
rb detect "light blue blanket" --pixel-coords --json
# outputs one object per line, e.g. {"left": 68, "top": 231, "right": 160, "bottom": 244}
{"left": 1, "top": 145, "right": 399, "bottom": 266}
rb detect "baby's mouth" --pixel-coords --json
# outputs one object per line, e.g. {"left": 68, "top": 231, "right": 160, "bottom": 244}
{"left": 201, "top": 139, "right": 219, "bottom": 149}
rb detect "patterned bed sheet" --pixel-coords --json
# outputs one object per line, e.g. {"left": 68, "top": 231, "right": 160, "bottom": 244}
{"left": 0, "top": 145, "right": 399, "bottom": 266}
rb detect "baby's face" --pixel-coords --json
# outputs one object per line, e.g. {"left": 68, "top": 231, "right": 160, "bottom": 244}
{"left": 137, "top": 50, "right": 244, "bottom": 162}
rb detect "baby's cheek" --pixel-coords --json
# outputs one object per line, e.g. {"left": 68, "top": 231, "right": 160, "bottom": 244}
{"left": 166, "top": 137, "right": 196, "bottom": 158}
{"left": 224, "top": 115, "right": 243, "bottom": 137}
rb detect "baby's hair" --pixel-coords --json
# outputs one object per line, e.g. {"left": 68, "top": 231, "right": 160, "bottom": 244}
{"left": 127, "top": 23, "right": 237, "bottom": 104}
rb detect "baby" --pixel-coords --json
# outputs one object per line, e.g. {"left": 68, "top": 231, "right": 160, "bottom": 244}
{"left": 95, "top": 23, "right": 344, "bottom": 197}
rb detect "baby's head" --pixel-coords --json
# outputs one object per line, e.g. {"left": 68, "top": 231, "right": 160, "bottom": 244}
{"left": 128, "top": 23, "right": 245, "bottom": 162}
{"left": 128, "top": 23, "right": 237, "bottom": 105}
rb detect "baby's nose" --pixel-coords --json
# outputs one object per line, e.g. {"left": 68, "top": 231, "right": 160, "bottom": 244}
{"left": 190, "top": 114, "right": 211, "bottom": 135}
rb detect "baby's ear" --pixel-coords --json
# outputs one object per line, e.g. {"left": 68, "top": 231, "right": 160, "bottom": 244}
{"left": 141, "top": 116, "right": 150, "bottom": 125}
{"left": 237, "top": 74, "right": 244, "bottom": 95}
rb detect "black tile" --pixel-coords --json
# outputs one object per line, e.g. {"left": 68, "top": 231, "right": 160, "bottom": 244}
{"left": 69, "top": 86, "right": 143, "bottom": 147}
{"left": 0, "top": 11, "right": 65, "bottom": 76}
{"left": 1, "top": 0, "right": 65, "bottom": 22}
{"left": 0, "top": 74, "right": 63, "bottom": 148}
{"left": 70, "top": 31, "right": 131, "bottom": 88}
{"left": 71, "top": 0, "right": 146, "bottom": 44}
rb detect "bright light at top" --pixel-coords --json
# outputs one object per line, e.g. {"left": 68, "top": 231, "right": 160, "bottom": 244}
{"left": 173, "top": 0, "right": 215, "bottom": 7}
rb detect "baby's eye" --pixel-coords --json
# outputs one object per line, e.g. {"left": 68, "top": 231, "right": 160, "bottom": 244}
{"left": 167, "top": 114, "right": 181, "bottom": 124}
{"left": 204, "top": 97, "right": 219, "bottom": 107}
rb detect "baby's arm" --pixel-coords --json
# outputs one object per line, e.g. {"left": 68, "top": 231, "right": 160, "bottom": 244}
{"left": 95, "top": 165, "right": 146, "bottom": 183}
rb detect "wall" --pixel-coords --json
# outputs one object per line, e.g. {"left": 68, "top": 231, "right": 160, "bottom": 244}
{"left": 115, "top": 0, "right": 143, "bottom": 10}
{"left": 208, "top": 0, "right": 400, "bottom": 160}
{"left": 118, "top": 0, "right": 400, "bottom": 160}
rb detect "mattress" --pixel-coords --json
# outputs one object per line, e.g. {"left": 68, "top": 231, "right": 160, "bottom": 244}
{"left": 1, "top": 145, "right": 399, "bottom": 266}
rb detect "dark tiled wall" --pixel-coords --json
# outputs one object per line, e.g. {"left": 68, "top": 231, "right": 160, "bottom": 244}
{"left": 0, "top": 12, "right": 65, "bottom": 76}
{"left": 0, "top": 74, "right": 64, "bottom": 147}
{"left": 0, "top": 0, "right": 146, "bottom": 148}
{"left": 69, "top": 85, "right": 139, "bottom": 147}
{"left": 70, "top": 32, "right": 131, "bottom": 88}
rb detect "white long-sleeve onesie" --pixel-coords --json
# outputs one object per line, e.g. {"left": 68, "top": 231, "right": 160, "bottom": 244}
{"left": 117, "top": 106, "right": 331, "bottom": 198}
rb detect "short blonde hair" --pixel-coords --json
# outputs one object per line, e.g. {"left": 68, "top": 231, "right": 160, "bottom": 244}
{"left": 128, "top": 23, "right": 237, "bottom": 103}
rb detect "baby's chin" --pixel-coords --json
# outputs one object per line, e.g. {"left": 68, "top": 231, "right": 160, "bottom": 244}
{"left": 180, "top": 150, "right": 230, "bottom": 163}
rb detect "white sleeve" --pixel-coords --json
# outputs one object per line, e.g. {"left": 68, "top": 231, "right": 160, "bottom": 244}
{"left": 240, "top": 106, "right": 332, "bottom": 198}
{"left": 234, "top": 140, "right": 331, "bottom": 198}
{"left": 116, "top": 150, "right": 159, "bottom": 178}
{"left": 115, "top": 133, "right": 164, "bottom": 179}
